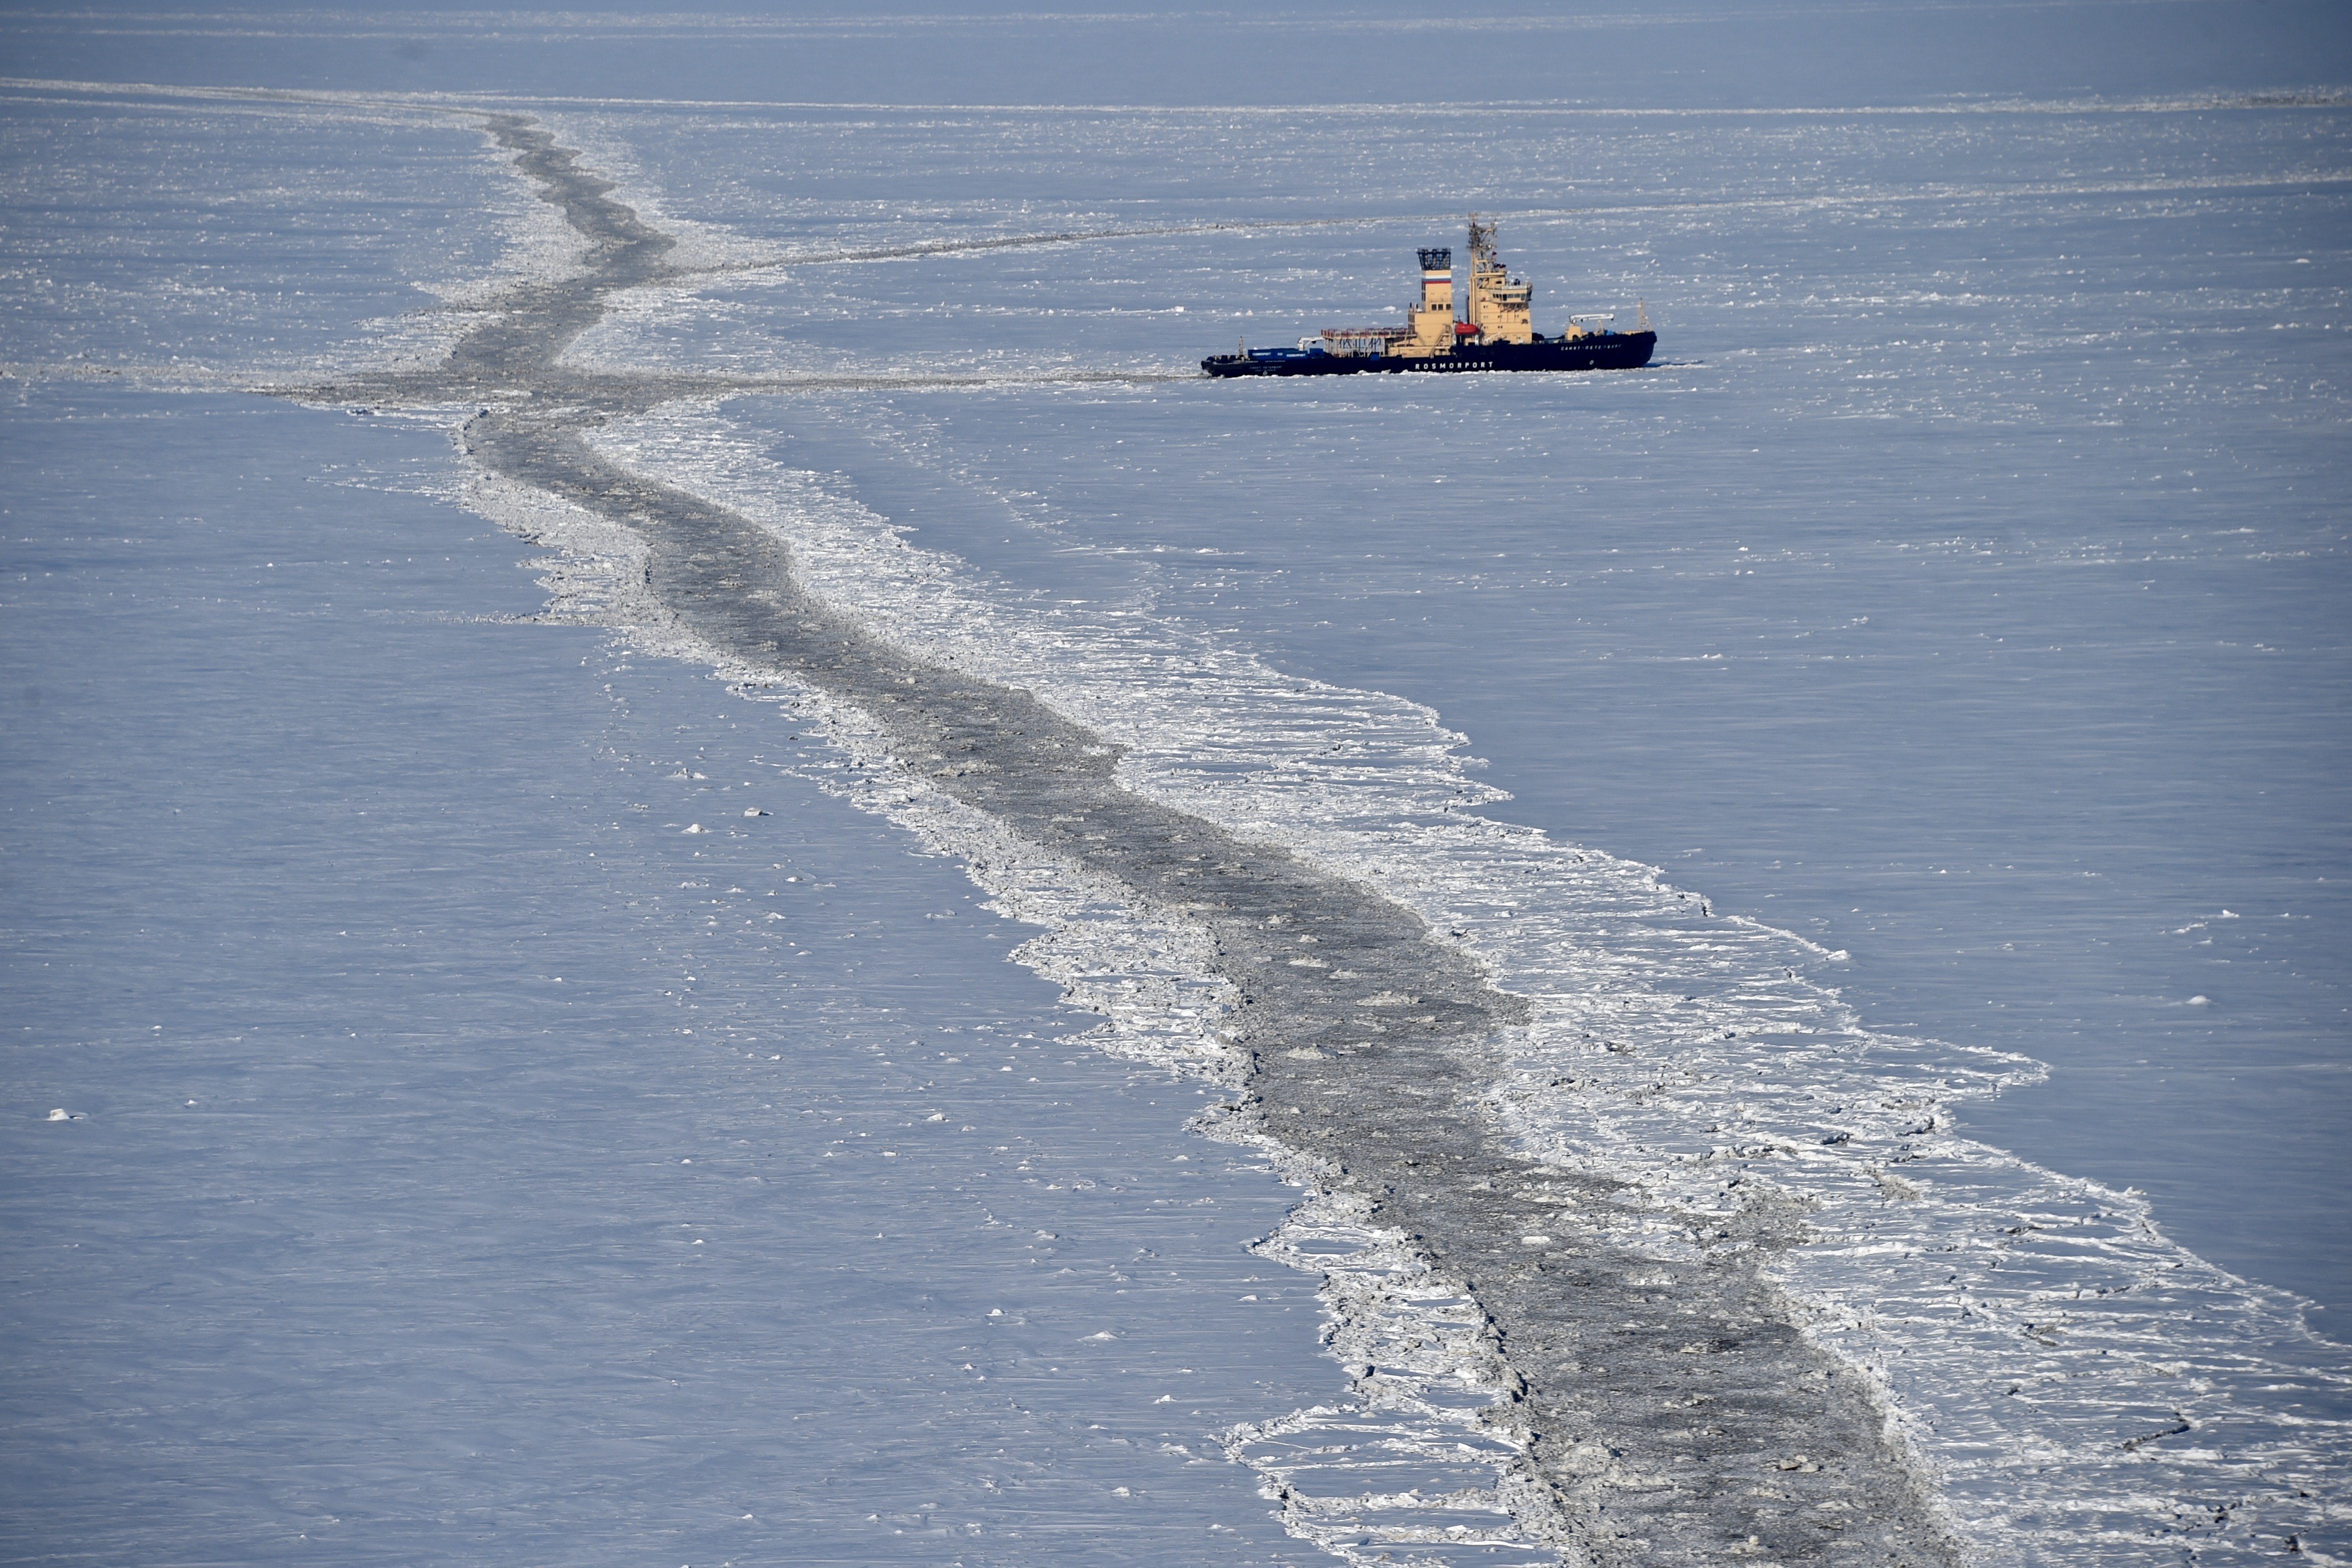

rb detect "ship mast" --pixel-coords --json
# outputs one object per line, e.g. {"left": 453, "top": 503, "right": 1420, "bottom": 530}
{"left": 1461, "top": 214, "right": 1532, "bottom": 345}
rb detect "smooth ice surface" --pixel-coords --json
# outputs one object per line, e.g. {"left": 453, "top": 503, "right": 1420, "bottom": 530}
{"left": 0, "top": 95, "right": 1337, "bottom": 1562}
{"left": 4, "top": 4, "right": 2349, "bottom": 1563}
{"left": 0, "top": 390, "right": 1335, "bottom": 1565}
{"left": 3, "top": 2, "right": 2348, "bottom": 111}
{"left": 553, "top": 95, "right": 2352, "bottom": 1322}
{"left": 544, "top": 90, "right": 2351, "bottom": 1561}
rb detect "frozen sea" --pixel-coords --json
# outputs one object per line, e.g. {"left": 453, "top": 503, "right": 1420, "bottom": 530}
{"left": 4, "top": 5, "right": 2349, "bottom": 1564}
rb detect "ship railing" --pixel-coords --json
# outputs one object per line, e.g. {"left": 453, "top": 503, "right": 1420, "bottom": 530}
{"left": 1319, "top": 327, "right": 1409, "bottom": 358}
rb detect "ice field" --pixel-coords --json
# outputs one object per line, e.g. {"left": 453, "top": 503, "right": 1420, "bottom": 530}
{"left": 4, "top": 5, "right": 2349, "bottom": 1564}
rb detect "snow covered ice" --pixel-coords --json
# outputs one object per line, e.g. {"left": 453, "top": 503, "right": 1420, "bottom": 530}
{"left": 4, "top": 6, "right": 2349, "bottom": 1564}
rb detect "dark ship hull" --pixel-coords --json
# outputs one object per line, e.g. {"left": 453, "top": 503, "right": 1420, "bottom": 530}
{"left": 1203, "top": 330, "right": 1655, "bottom": 379}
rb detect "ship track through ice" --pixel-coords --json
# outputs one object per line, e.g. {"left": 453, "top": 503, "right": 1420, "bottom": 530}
{"left": 298, "top": 115, "right": 1959, "bottom": 1566}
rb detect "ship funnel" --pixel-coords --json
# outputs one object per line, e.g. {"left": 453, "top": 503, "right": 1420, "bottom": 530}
{"left": 1417, "top": 246, "right": 1453, "bottom": 311}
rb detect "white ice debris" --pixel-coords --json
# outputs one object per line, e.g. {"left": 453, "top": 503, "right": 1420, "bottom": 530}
{"left": 555, "top": 405, "right": 2352, "bottom": 1564}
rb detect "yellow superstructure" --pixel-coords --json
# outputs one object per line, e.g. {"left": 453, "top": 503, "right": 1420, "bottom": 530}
{"left": 1207, "top": 222, "right": 1653, "bottom": 375}
{"left": 1388, "top": 220, "right": 1536, "bottom": 358}
{"left": 1463, "top": 216, "right": 1534, "bottom": 345}
{"left": 1403, "top": 246, "right": 1456, "bottom": 356}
